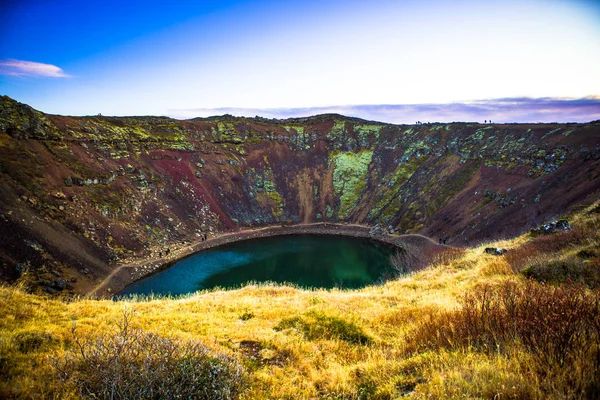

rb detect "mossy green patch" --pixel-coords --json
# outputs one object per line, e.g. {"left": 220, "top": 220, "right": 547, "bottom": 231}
{"left": 331, "top": 150, "right": 373, "bottom": 219}
{"left": 213, "top": 122, "right": 244, "bottom": 144}
{"left": 326, "top": 205, "right": 334, "bottom": 219}
{"left": 470, "top": 127, "right": 493, "bottom": 141}
{"left": 248, "top": 165, "right": 285, "bottom": 219}
{"left": 65, "top": 117, "right": 193, "bottom": 150}
{"left": 401, "top": 140, "right": 431, "bottom": 161}
{"left": 425, "top": 161, "right": 479, "bottom": 215}
{"left": 0, "top": 96, "right": 62, "bottom": 140}
{"left": 283, "top": 126, "right": 305, "bottom": 136}
{"left": 326, "top": 120, "right": 347, "bottom": 143}
{"left": 353, "top": 124, "right": 382, "bottom": 145}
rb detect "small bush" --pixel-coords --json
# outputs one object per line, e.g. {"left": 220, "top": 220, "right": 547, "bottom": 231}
{"left": 53, "top": 311, "right": 247, "bottom": 399}
{"left": 577, "top": 248, "right": 600, "bottom": 259}
{"left": 523, "top": 257, "right": 600, "bottom": 288}
{"left": 239, "top": 311, "right": 254, "bottom": 321}
{"left": 274, "top": 311, "right": 372, "bottom": 345}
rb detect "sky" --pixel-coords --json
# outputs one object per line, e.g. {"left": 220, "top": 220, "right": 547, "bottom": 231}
{"left": 1, "top": 0, "right": 599, "bottom": 123}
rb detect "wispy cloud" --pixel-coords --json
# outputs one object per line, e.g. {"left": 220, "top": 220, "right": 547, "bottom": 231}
{"left": 0, "top": 59, "right": 71, "bottom": 78}
{"left": 171, "top": 97, "right": 600, "bottom": 124}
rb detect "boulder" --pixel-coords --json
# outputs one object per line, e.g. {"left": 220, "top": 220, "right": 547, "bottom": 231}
{"left": 484, "top": 247, "right": 508, "bottom": 256}
{"left": 369, "top": 224, "right": 384, "bottom": 238}
{"left": 530, "top": 219, "right": 571, "bottom": 236}
{"left": 51, "top": 278, "right": 67, "bottom": 290}
{"left": 42, "top": 278, "right": 67, "bottom": 292}
{"left": 43, "top": 286, "right": 58, "bottom": 295}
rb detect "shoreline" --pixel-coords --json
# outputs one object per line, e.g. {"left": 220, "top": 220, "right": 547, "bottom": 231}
{"left": 89, "top": 223, "right": 444, "bottom": 298}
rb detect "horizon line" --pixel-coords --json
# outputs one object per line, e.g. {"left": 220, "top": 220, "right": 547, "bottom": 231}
{"left": 168, "top": 97, "right": 600, "bottom": 125}
{"left": 5, "top": 95, "right": 600, "bottom": 125}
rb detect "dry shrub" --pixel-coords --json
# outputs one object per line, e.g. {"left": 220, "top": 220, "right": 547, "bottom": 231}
{"left": 504, "top": 233, "right": 600, "bottom": 288}
{"left": 52, "top": 311, "right": 247, "bottom": 400}
{"left": 407, "top": 280, "right": 600, "bottom": 397}
{"left": 409, "top": 281, "right": 599, "bottom": 363}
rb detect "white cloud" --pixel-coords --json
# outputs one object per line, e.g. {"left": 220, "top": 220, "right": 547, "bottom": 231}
{"left": 0, "top": 59, "right": 71, "bottom": 78}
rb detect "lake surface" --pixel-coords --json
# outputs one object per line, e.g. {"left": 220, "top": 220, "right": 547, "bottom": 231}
{"left": 119, "top": 235, "right": 398, "bottom": 296}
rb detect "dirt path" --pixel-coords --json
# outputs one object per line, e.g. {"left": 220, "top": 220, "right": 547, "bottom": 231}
{"left": 89, "top": 223, "right": 450, "bottom": 298}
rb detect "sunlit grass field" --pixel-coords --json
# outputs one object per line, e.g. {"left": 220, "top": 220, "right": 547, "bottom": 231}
{"left": 1, "top": 203, "right": 599, "bottom": 399}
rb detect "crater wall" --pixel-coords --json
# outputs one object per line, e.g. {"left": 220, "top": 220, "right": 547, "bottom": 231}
{"left": 1, "top": 96, "right": 599, "bottom": 292}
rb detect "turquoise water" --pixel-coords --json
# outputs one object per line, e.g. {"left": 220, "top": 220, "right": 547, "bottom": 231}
{"left": 118, "top": 235, "right": 398, "bottom": 297}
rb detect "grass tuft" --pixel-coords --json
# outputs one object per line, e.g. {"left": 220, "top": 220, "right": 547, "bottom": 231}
{"left": 274, "top": 311, "right": 372, "bottom": 345}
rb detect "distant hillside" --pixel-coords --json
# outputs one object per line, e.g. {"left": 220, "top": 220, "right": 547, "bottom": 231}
{"left": 0, "top": 95, "right": 599, "bottom": 294}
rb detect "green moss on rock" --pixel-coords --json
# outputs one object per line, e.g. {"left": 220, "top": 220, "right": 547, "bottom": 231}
{"left": 248, "top": 166, "right": 285, "bottom": 218}
{"left": 213, "top": 122, "right": 244, "bottom": 144}
{"left": 0, "top": 96, "right": 62, "bottom": 140}
{"left": 331, "top": 150, "right": 373, "bottom": 219}
{"left": 353, "top": 124, "right": 382, "bottom": 145}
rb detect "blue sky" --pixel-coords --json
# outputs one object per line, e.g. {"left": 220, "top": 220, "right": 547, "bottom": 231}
{"left": 1, "top": 0, "right": 599, "bottom": 123}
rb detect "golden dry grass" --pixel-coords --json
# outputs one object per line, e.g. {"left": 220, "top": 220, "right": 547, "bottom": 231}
{"left": 1, "top": 202, "right": 599, "bottom": 399}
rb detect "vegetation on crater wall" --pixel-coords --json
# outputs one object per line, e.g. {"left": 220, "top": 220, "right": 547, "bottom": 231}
{"left": 0, "top": 96, "right": 61, "bottom": 140}
{"left": 247, "top": 164, "right": 286, "bottom": 220}
{"left": 331, "top": 150, "right": 373, "bottom": 219}
{"left": 214, "top": 121, "right": 244, "bottom": 144}
{"left": 421, "top": 160, "right": 479, "bottom": 218}
{"left": 369, "top": 157, "right": 424, "bottom": 222}
{"left": 352, "top": 124, "right": 382, "bottom": 146}
{"left": 282, "top": 125, "right": 304, "bottom": 136}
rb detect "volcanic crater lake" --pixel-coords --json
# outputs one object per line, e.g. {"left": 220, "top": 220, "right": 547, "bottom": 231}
{"left": 119, "top": 235, "right": 398, "bottom": 297}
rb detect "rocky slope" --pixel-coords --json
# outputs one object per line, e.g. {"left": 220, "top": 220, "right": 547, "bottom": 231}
{"left": 1, "top": 95, "right": 599, "bottom": 294}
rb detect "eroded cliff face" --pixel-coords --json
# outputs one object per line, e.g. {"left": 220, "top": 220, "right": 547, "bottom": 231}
{"left": 1, "top": 95, "right": 599, "bottom": 293}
